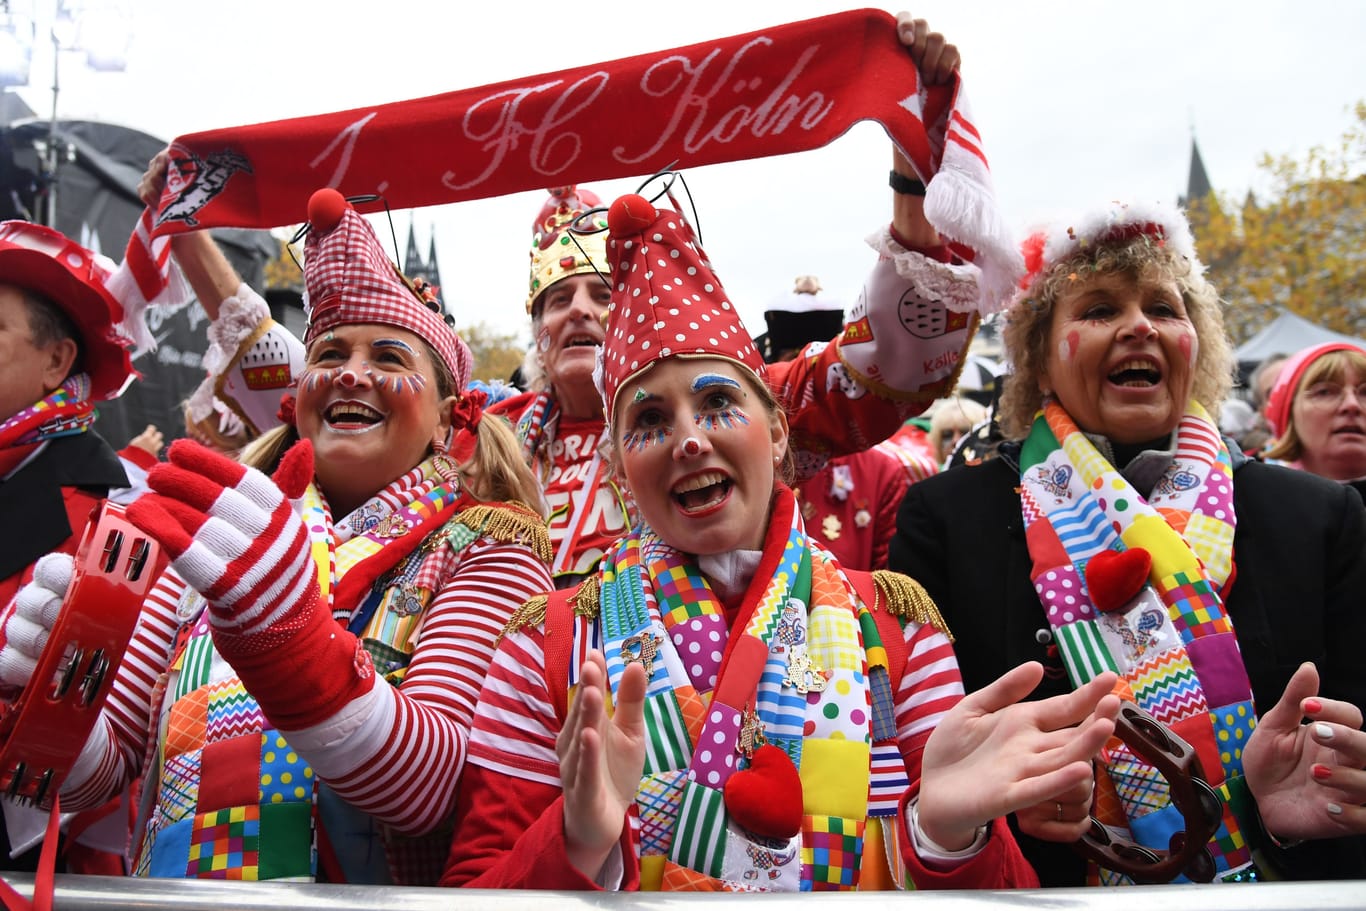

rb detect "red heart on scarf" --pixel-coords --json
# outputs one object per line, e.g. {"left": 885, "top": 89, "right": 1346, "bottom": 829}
{"left": 1085, "top": 547, "right": 1152, "bottom": 614}
{"left": 723, "top": 744, "right": 803, "bottom": 839}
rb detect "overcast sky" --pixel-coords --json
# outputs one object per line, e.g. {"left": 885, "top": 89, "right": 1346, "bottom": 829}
{"left": 8, "top": 0, "right": 1365, "bottom": 342}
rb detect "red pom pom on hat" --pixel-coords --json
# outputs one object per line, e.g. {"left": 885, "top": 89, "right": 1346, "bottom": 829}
{"left": 307, "top": 188, "right": 350, "bottom": 234}
{"left": 607, "top": 194, "right": 657, "bottom": 237}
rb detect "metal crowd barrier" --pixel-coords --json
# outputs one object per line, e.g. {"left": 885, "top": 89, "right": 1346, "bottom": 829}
{"left": 0, "top": 875, "right": 1362, "bottom": 911}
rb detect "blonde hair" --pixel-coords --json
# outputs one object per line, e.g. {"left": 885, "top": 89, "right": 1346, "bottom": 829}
{"left": 999, "top": 235, "right": 1234, "bottom": 439}
{"left": 930, "top": 397, "right": 987, "bottom": 462}
{"left": 1264, "top": 348, "right": 1366, "bottom": 463}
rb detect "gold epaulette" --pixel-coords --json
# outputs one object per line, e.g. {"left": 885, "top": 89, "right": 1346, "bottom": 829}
{"left": 456, "top": 501, "right": 552, "bottom": 563}
{"left": 571, "top": 574, "right": 600, "bottom": 619}
{"left": 871, "top": 570, "right": 954, "bottom": 642}
{"left": 495, "top": 594, "right": 548, "bottom": 646}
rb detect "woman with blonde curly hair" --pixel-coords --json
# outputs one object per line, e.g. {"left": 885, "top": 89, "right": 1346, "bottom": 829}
{"left": 890, "top": 200, "right": 1366, "bottom": 885}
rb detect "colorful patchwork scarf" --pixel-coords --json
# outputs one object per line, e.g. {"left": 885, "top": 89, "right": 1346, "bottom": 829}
{"left": 0, "top": 374, "right": 95, "bottom": 450}
{"left": 594, "top": 487, "right": 902, "bottom": 891}
{"left": 1019, "top": 398, "right": 1257, "bottom": 883}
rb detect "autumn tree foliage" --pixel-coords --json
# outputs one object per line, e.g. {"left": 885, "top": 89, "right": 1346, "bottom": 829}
{"left": 1188, "top": 102, "right": 1366, "bottom": 345}
{"left": 458, "top": 321, "right": 528, "bottom": 384}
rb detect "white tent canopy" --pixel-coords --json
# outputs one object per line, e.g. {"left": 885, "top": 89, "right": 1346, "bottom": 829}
{"left": 1233, "top": 307, "right": 1363, "bottom": 365}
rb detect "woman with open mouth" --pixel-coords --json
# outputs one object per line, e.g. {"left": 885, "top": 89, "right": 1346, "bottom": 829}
{"left": 1264, "top": 340, "right": 1366, "bottom": 498}
{"left": 7, "top": 188, "right": 552, "bottom": 885}
{"left": 439, "top": 190, "right": 1125, "bottom": 892}
{"left": 890, "top": 200, "right": 1366, "bottom": 885}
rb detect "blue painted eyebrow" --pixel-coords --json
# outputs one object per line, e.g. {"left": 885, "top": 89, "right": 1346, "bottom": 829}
{"left": 691, "top": 373, "right": 741, "bottom": 393}
{"left": 372, "top": 339, "right": 417, "bottom": 355}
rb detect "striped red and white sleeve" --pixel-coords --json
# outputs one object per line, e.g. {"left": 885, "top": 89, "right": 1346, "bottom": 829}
{"left": 283, "top": 536, "right": 552, "bottom": 836}
{"left": 893, "top": 621, "right": 964, "bottom": 783}
{"left": 60, "top": 570, "right": 185, "bottom": 809}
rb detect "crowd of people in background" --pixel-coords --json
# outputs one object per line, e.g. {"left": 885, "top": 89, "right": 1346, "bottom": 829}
{"left": 0, "top": 9, "right": 1361, "bottom": 900}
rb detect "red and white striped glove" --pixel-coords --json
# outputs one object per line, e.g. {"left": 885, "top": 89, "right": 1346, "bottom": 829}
{"left": 0, "top": 553, "right": 73, "bottom": 690}
{"left": 127, "top": 438, "right": 317, "bottom": 636}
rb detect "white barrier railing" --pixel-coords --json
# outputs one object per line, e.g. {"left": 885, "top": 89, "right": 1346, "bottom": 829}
{"left": 0, "top": 875, "right": 1363, "bottom": 911}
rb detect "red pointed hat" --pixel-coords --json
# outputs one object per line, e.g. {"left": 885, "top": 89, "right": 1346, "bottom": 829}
{"left": 599, "top": 193, "right": 764, "bottom": 420}
{"left": 303, "top": 189, "right": 471, "bottom": 389}
{"left": 0, "top": 220, "right": 136, "bottom": 401}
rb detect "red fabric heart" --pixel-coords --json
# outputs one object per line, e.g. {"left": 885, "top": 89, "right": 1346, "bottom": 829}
{"left": 722, "top": 744, "right": 803, "bottom": 839}
{"left": 1085, "top": 547, "right": 1152, "bottom": 614}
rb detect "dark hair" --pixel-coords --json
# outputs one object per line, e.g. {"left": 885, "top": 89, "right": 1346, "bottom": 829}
{"left": 18, "top": 287, "right": 83, "bottom": 374}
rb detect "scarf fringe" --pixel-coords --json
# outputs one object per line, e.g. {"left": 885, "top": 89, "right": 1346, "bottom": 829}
{"left": 455, "top": 502, "right": 552, "bottom": 563}
{"left": 870, "top": 570, "right": 953, "bottom": 642}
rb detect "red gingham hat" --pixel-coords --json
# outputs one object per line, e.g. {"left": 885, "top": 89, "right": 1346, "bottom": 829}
{"left": 303, "top": 189, "right": 470, "bottom": 389}
{"left": 0, "top": 220, "right": 136, "bottom": 401}
{"left": 599, "top": 193, "right": 764, "bottom": 421}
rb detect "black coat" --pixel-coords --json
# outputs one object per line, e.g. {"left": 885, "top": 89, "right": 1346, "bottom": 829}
{"left": 889, "top": 442, "right": 1366, "bottom": 883}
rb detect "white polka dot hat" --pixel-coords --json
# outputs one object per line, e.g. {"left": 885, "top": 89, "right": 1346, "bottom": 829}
{"left": 599, "top": 193, "right": 765, "bottom": 421}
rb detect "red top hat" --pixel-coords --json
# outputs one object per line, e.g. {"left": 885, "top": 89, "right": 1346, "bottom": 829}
{"left": 0, "top": 221, "right": 136, "bottom": 401}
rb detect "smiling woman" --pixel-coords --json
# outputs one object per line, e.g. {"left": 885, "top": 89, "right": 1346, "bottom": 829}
{"left": 22, "top": 188, "right": 555, "bottom": 886}
{"left": 440, "top": 189, "right": 1130, "bottom": 893}
{"left": 890, "top": 200, "right": 1366, "bottom": 886}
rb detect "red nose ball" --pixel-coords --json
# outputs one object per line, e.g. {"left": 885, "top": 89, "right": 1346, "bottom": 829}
{"left": 307, "top": 188, "right": 351, "bottom": 234}
{"left": 607, "top": 194, "right": 657, "bottom": 238}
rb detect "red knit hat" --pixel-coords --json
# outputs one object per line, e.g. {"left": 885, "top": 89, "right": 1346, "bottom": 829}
{"left": 1265, "top": 341, "right": 1366, "bottom": 439}
{"left": 302, "top": 189, "right": 471, "bottom": 389}
{"left": 0, "top": 220, "right": 136, "bottom": 401}
{"left": 599, "top": 193, "right": 764, "bottom": 421}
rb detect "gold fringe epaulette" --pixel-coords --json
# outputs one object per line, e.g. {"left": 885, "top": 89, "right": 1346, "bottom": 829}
{"left": 495, "top": 594, "right": 548, "bottom": 646}
{"left": 571, "top": 574, "right": 601, "bottom": 619}
{"left": 457, "top": 501, "right": 552, "bottom": 563}
{"left": 871, "top": 570, "right": 954, "bottom": 642}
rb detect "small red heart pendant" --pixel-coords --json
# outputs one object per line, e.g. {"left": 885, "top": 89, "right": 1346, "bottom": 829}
{"left": 1085, "top": 547, "right": 1152, "bottom": 614}
{"left": 722, "top": 744, "right": 803, "bottom": 839}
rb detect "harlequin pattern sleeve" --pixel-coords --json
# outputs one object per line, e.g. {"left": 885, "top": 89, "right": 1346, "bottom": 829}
{"left": 249, "top": 536, "right": 553, "bottom": 837}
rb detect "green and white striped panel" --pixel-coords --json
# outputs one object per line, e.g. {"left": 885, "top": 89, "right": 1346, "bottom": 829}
{"left": 669, "top": 779, "right": 727, "bottom": 879}
{"left": 643, "top": 691, "right": 692, "bottom": 775}
{"left": 1054, "top": 619, "right": 1118, "bottom": 686}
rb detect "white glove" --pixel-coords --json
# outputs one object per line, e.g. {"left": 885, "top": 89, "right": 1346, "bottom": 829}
{"left": 0, "top": 553, "right": 74, "bottom": 688}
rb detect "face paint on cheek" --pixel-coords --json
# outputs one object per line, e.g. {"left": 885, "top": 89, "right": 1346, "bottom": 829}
{"left": 537, "top": 330, "right": 552, "bottom": 353}
{"left": 694, "top": 407, "right": 752, "bottom": 432}
{"left": 1058, "top": 330, "right": 1079, "bottom": 364}
{"left": 1178, "top": 331, "right": 1197, "bottom": 368}
{"left": 621, "top": 425, "right": 672, "bottom": 453}
{"left": 390, "top": 374, "right": 427, "bottom": 396}
{"left": 301, "top": 366, "right": 341, "bottom": 392}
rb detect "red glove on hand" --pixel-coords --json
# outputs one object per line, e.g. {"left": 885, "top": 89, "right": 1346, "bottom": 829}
{"left": 128, "top": 439, "right": 377, "bottom": 732}
{"left": 127, "top": 439, "right": 317, "bottom": 636}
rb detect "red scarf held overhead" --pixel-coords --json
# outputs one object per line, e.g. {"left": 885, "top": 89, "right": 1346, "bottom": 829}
{"left": 124, "top": 10, "right": 1019, "bottom": 315}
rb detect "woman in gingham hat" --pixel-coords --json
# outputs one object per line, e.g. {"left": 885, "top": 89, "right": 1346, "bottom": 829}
{"left": 14, "top": 188, "right": 554, "bottom": 885}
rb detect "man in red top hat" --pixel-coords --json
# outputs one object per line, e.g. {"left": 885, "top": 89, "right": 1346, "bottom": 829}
{"left": 0, "top": 220, "right": 140, "bottom": 872}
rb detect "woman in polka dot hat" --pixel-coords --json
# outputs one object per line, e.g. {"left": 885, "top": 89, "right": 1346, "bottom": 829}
{"left": 890, "top": 199, "right": 1366, "bottom": 884}
{"left": 26, "top": 188, "right": 554, "bottom": 886}
{"left": 441, "top": 189, "right": 1127, "bottom": 892}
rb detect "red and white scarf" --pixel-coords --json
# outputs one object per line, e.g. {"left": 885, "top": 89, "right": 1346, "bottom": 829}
{"left": 121, "top": 9, "right": 1018, "bottom": 330}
